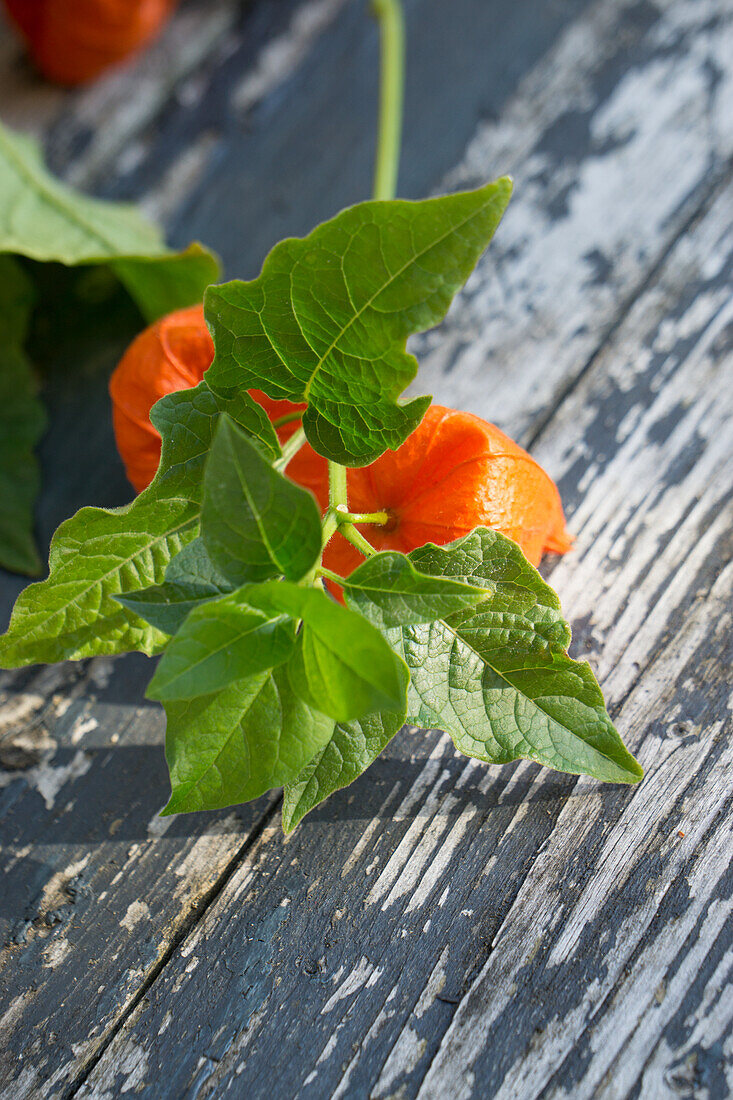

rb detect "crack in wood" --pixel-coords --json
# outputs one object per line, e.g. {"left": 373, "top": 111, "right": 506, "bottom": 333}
{"left": 1, "top": 0, "right": 732, "bottom": 1095}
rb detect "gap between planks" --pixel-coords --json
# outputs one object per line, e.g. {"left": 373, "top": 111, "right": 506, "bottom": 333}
{"left": 0, "top": 0, "right": 726, "bottom": 1091}
{"left": 71, "top": 160, "right": 733, "bottom": 1100}
{"left": 61, "top": 799, "right": 283, "bottom": 1100}
{"left": 67, "top": 5, "right": 733, "bottom": 1090}
{"left": 409, "top": 205, "right": 733, "bottom": 1100}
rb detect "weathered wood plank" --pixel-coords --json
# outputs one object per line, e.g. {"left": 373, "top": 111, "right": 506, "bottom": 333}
{"left": 0, "top": 654, "right": 279, "bottom": 1100}
{"left": 411, "top": 180, "right": 733, "bottom": 1100}
{"left": 71, "top": 154, "right": 733, "bottom": 1100}
{"left": 0, "top": 0, "right": 601, "bottom": 1095}
{"left": 89, "top": 0, "right": 595, "bottom": 273}
{"left": 409, "top": 0, "right": 733, "bottom": 445}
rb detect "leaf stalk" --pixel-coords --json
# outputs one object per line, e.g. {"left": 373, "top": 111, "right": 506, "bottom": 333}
{"left": 272, "top": 410, "right": 303, "bottom": 429}
{"left": 335, "top": 510, "right": 390, "bottom": 526}
{"left": 317, "top": 566, "right": 345, "bottom": 584}
{"left": 339, "top": 523, "right": 378, "bottom": 558}
{"left": 328, "top": 461, "right": 349, "bottom": 510}
{"left": 275, "top": 427, "right": 306, "bottom": 471}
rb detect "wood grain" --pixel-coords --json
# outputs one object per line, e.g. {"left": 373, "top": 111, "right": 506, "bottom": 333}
{"left": 415, "top": 179, "right": 733, "bottom": 1100}
{"left": 0, "top": 0, "right": 730, "bottom": 1096}
{"left": 0, "top": 0, "right": 597, "bottom": 1093}
{"left": 411, "top": 0, "right": 733, "bottom": 444}
{"left": 63, "top": 152, "right": 733, "bottom": 1100}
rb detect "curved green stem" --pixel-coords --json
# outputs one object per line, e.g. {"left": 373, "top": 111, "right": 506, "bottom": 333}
{"left": 370, "top": 0, "right": 405, "bottom": 202}
{"left": 317, "top": 565, "right": 346, "bottom": 585}
{"left": 340, "top": 523, "right": 378, "bottom": 558}
{"left": 316, "top": 2, "right": 405, "bottom": 572}
{"left": 275, "top": 427, "right": 306, "bottom": 471}
{"left": 272, "top": 410, "right": 303, "bottom": 429}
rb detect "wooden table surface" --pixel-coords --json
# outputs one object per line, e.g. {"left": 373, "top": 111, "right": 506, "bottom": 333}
{"left": 1, "top": 1, "right": 731, "bottom": 1097}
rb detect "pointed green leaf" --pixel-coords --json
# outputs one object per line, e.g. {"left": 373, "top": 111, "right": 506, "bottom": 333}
{"left": 147, "top": 588, "right": 295, "bottom": 702}
{"left": 0, "top": 497, "right": 197, "bottom": 665}
{"left": 149, "top": 381, "right": 280, "bottom": 501}
{"left": 115, "top": 537, "right": 235, "bottom": 636}
{"left": 201, "top": 414, "right": 322, "bottom": 585}
{"left": 0, "top": 383, "right": 278, "bottom": 667}
{"left": 342, "top": 551, "right": 490, "bottom": 628}
{"left": 282, "top": 708, "right": 404, "bottom": 832}
{"left": 0, "top": 257, "right": 45, "bottom": 575}
{"left": 382, "top": 528, "right": 642, "bottom": 785}
{"left": 163, "top": 666, "right": 335, "bottom": 815}
{"left": 205, "top": 178, "right": 512, "bottom": 465}
{"left": 114, "top": 579, "right": 225, "bottom": 637}
{"left": 0, "top": 121, "right": 219, "bottom": 321}
{"left": 244, "top": 581, "right": 409, "bottom": 723}
{"left": 165, "top": 536, "right": 233, "bottom": 588}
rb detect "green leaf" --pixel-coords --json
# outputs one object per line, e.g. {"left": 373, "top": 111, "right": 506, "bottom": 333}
{"left": 146, "top": 588, "right": 295, "bottom": 702}
{"left": 112, "top": 245, "right": 220, "bottom": 324}
{"left": 162, "top": 666, "right": 335, "bottom": 815}
{"left": 342, "top": 551, "right": 490, "bottom": 628}
{"left": 113, "top": 579, "right": 225, "bottom": 637}
{"left": 165, "top": 536, "right": 233, "bottom": 588}
{"left": 0, "top": 257, "right": 45, "bottom": 575}
{"left": 0, "top": 383, "right": 278, "bottom": 667}
{"left": 205, "top": 178, "right": 512, "bottom": 465}
{"left": 0, "top": 497, "right": 197, "bottom": 665}
{"left": 114, "top": 537, "right": 234, "bottom": 635}
{"left": 0, "top": 121, "right": 219, "bottom": 321}
{"left": 148, "top": 381, "right": 281, "bottom": 500}
{"left": 201, "top": 414, "right": 322, "bottom": 585}
{"left": 382, "top": 528, "right": 643, "bottom": 784}
{"left": 282, "top": 708, "right": 404, "bottom": 832}
{"left": 244, "top": 581, "right": 409, "bottom": 723}
{"left": 0, "top": 121, "right": 221, "bottom": 577}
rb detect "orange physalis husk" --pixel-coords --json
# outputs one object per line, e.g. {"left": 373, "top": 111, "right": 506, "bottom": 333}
{"left": 3, "top": 0, "right": 177, "bottom": 86}
{"left": 109, "top": 308, "right": 571, "bottom": 576}
{"left": 317, "top": 405, "right": 572, "bottom": 584}
{"left": 108, "top": 304, "right": 314, "bottom": 494}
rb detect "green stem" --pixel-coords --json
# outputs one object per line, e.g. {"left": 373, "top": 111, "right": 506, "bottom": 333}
{"left": 275, "top": 427, "right": 306, "bottom": 471}
{"left": 370, "top": 0, "right": 405, "bottom": 202}
{"left": 300, "top": 512, "right": 339, "bottom": 588}
{"left": 321, "top": 510, "right": 339, "bottom": 550}
{"left": 329, "top": 461, "right": 349, "bottom": 510}
{"left": 272, "top": 410, "right": 303, "bottom": 429}
{"left": 340, "top": 523, "right": 378, "bottom": 558}
{"left": 318, "top": 565, "right": 346, "bottom": 584}
{"left": 317, "top": 1, "right": 405, "bottom": 568}
{"left": 336, "top": 510, "right": 390, "bottom": 526}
